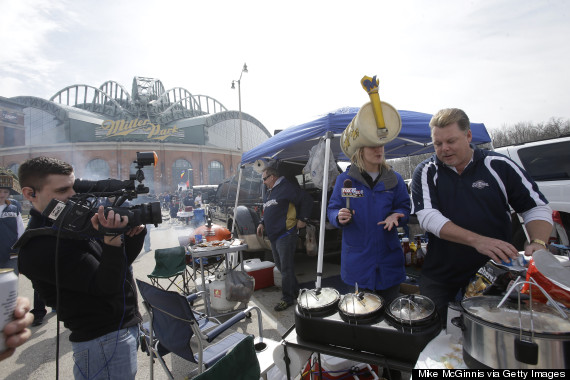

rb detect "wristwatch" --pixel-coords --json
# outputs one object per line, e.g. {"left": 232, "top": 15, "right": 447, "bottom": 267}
{"left": 529, "top": 238, "right": 547, "bottom": 249}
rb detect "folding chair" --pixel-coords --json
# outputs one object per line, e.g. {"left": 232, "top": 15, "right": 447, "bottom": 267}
{"left": 192, "top": 335, "right": 260, "bottom": 380}
{"left": 187, "top": 253, "right": 226, "bottom": 289}
{"left": 147, "top": 246, "right": 190, "bottom": 294}
{"left": 136, "top": 279, "right": 264, "bottom": 379}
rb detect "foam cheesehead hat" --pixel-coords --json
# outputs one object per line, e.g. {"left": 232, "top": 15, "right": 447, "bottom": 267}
{"left": 0, "top": 167, "right": 22, "bottom": 195}
{"left": 340, "top": 75, "right": 402, "bottom": 159}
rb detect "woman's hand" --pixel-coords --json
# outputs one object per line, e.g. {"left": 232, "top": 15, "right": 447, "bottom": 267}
{"left": 338, "top": 208, "right": 354, "bottom": 225}
{"left": 378, "top": 212, "right": 404, "bottom": 231}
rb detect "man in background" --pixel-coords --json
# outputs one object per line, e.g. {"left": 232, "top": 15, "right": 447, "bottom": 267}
{"left": 0, "top": 168, "right": 24, "bottom": 273}
{"left": 257, "top": 166, "right": 313, "bottom": 311}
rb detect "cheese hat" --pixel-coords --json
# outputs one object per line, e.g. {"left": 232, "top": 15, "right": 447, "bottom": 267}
{"left": 340, "top": 100, "right": 402, "bottom": 159}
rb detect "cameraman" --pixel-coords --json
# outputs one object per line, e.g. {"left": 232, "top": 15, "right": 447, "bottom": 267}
{"left": 17, "top": 157, "right": 146, "bottom": 380}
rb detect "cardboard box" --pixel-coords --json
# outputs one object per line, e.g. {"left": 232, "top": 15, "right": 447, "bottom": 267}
{"left": 243, "top": 259, "right": 275, "bottom": 290}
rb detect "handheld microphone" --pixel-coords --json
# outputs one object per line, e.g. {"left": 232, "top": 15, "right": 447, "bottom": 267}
{"left": 342, "top": 179, "right": 353, "bottom": 209}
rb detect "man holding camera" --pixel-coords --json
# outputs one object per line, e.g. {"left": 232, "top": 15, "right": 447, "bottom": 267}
{"left": 17, "top": 157, "right": 146, "bottom": 380}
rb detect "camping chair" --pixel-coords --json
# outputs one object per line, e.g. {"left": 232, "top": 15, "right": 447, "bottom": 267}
{"left": 147, "top": 247, "right": 190, "bottom": 295}
{"left": 136, "top": 279, "right": 264, "bottom": 379}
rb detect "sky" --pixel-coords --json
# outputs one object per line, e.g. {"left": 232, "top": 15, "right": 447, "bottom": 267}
{"left": 1, "top": 0, "right": 569, "bottom": 135}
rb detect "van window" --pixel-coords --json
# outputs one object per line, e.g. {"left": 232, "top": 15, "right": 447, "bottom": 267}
{"left": 518, "top": 141, "right": 570, "bottom": 181}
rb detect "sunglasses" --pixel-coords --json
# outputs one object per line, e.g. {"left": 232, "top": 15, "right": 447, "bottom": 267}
{"left": 263, "top": 175, "right": 272, "bottom": 181}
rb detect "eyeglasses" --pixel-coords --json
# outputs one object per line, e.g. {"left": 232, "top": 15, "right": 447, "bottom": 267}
{"left": 262, "top": 175, "right": 271, "bottom": 181}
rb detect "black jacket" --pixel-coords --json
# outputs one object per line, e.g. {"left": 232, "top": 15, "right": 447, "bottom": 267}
{"left": 18, "top": 208, "right": 145, "bottom": 342}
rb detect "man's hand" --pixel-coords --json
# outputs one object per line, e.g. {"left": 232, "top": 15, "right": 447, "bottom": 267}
{"left": 439, "top": 221, "right": 519, "bottom": 264}
{"left": 378, "top": 212, "right": 405, "bottom": 231}
{"left": 256, "top": 224, "right": 264, "bottom": 237}
{"left": 471, "top": 236, "right": 519, "bottom": 264}
{"left": 1, "top": 297, "right": 34, "bottom": 361}
{"left": 296, "top": 220, "right": 307, "bottom": 229}
{"left": 524, "top": 241, "right": 547, "bottom": 257}
{"left": 125, "top": 225, "right": 146, "bottom": 238}
{"left": 90, "top": 206, "right": 129, "bottom": 246}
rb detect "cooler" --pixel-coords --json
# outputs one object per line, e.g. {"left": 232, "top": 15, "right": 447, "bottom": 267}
{"left": 242, "top": 258, "right": 275, "bottom": 290}
{"left": 193, "top": 208, "right": 205, "bottom": 226}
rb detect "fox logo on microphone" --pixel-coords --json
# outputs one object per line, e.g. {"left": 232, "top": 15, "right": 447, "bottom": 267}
{"left": 341, "top": 188, "right": 364, "bottom": 197}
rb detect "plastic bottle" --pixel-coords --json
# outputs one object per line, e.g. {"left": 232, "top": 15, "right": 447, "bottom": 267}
{"left": 415, "top": 235, "right": 424, "bottom": 267}
{"left": 409, "top": 241, "right": 417, "bottom": 266}
{"left": 402, "top": 237, "right": 411, "bottom": 266}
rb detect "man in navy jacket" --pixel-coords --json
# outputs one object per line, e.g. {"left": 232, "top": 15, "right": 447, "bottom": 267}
{"left": 257, "top": 167, "right": 313, "bottom": 311}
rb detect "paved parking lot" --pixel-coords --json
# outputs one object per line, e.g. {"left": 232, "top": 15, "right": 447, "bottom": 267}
{"left": 3, "top": 220, "right": 342, "bottom": 379}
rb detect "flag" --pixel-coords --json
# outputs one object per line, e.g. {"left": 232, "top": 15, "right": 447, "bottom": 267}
{"left": 186, "top": 180, "right": 190, "bottom": 188}
{"left": 180, "top": 171, "right": 185, "bottom": 179}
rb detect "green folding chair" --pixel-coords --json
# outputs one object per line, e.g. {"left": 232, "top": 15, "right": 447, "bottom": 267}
{"left": 147, "top": 246, "right": 190, "bottom": 294}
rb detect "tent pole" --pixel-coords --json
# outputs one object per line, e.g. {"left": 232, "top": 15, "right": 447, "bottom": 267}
{"left": 231, "top": 165, "right": 244, "bottom": 238}
{"left": 315, "top": 131, "right": 333, "bottom": 290}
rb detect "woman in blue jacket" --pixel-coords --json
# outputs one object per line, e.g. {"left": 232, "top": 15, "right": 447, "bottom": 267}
{"left": 327, "top": 145, "right": 410, "bottom": 304}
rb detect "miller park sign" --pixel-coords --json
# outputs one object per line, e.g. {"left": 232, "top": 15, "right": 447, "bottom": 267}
{"left": 100, "top": 118, "right": 181, "bottom": 141}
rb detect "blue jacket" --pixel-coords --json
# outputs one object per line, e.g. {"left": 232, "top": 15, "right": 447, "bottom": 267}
{"left": 260, "top": 177, "right": 313, "bottom": 241}
{"left": 411, "top": 145, "right": 549, "bottom": 286}
{"left": 327, "top": 165, "right": 411, "bottom": 290}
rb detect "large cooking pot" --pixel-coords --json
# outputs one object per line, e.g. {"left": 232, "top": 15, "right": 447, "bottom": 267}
{"left": 338, "top": 292, "right": 384, "bottom": 322}
{"left": 455, "top": 295, "right": 570, "bottom": 369}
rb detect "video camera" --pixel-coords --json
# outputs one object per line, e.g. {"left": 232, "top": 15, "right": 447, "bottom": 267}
{"left": 42, "top": 152, "right": 162, "bottom": 236}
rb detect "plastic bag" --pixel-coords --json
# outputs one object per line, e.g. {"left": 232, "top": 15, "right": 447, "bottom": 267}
{"left": 225, "top": 270, "right": 255, "bottom": 302}
{"left": 522, "top": 251, "right": 570, "bottom": 307}
{"left": 303, "top": 139, "right": 339, "bottom": 190}
{"left": 464, "top": 261, "right": 525, "bottom": 298}
{"left": 304, "top": 224, "right": 317, "bottom": 256}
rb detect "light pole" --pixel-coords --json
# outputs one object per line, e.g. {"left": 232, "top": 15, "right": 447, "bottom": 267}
{"left": 231, "top": 63, "right": 248, "bottom": 152}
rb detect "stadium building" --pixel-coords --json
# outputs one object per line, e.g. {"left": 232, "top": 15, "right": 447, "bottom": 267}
{"left": 0, "top": 76, "right": 271, "bottom": 193}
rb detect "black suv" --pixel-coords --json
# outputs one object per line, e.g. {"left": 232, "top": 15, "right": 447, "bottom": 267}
{"left": 209, "top": 162, "right": 342, "bottom": 253}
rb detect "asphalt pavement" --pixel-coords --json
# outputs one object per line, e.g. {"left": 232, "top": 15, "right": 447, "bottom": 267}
{"left": 2, "top": 219, "right": 342, "bottom": 380}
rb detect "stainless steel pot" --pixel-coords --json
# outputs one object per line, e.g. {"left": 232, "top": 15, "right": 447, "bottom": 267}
{"left": 387, "top": 294, "right": 437, "bottom": 326}
{"left": 456, "top": 295, "right": 570, "bottom": 369}
{"left": 297, "top": 287, "right": 340, "bottom": 315}
{"left": 338, "top": 292, "right": 384, "bottom": 320}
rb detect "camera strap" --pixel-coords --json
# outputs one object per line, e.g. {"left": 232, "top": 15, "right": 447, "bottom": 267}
{"left": 99, "top": 226, "right": 130, "bottom": 236}
{"left": 12, "top": 227, "right": 86, "bottom": 250}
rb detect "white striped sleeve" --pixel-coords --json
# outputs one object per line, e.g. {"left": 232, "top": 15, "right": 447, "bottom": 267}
{"left": 417, "top": 208, "right": 450, "bottom": 237}
{"left": 521, "top": 205, "right": 553, "bottom": 225}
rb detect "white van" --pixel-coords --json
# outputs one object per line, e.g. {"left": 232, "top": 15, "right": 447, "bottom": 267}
{"left": 494, "top": 136, "right": 570, "bottom": 247}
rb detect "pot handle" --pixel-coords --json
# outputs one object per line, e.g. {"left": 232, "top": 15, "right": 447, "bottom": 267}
{"left": 514, "top": 337, "right": 539, "bottom": 365}
{"left": 451, "top": 316, "right": 465, "bottom": 331}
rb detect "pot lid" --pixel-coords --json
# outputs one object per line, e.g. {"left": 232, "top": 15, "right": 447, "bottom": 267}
{"left": 533, "top": 250, "right": 570, "bottom": 291}
{"left": 297, "top": 288, "right": 339, "bottom": 310}
{"left": 338, "top": 292, "right": 383, "bottom": 316}
{"left": 461, "top": 296, "right": 570, "bottom": 334}
{"left": 388, "top": 295, "right": 435, "bottom": 323}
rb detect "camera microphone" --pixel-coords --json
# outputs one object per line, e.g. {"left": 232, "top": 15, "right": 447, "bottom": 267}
{"left": 74, "top": 178, "right": 134, "bottom": 194}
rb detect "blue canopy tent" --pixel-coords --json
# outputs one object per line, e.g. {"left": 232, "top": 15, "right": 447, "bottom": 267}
{"left": 241, "top": 106, "right": 491, "bottom": 164}
{"left": 236, "top": 106, "right": 492, "bottom": 289}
